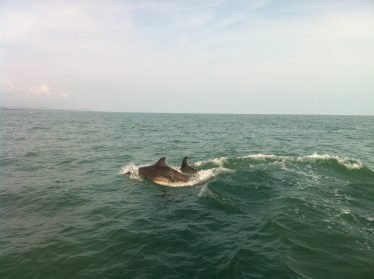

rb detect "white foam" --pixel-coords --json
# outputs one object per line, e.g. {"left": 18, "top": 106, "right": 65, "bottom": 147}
{"left": 194, "top": 157, "right": 227, "bottom": 167}
{"left": 304, "top": 153, "right": 332, "bottom": 160}
{"left": 340, "top": 208, "right": 351, "bottom": 215}
{"left": 119, "top": 163, "right": 142, "bottom": 180}
{"left": 198, "top": 184, "right": 209, "bottom": 197}
{"left": 238, "top": 153, "right": 277, "bottom": 159}
{"left": 281, "top": 164, "right": 320, "bottom": 181}
{"left": 238, "top": 153, "right": 364, "bottom": 170}
{"left": 303, "top": 153, "right": 364, "bottom": 170}
{"left": 198, "top": 184, "right": 219, "bottom": 198}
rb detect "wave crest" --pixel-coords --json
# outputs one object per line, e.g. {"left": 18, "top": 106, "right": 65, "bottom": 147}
{"left": 239, "top": 153, "right": 364, "bottom": 170}
{"left": 194, "top": 157, "right": 227, "bottom": 167}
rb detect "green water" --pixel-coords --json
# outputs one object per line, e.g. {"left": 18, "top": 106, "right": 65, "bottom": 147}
{"left": 1, "top": 110, "right": 373, "bottom": 279}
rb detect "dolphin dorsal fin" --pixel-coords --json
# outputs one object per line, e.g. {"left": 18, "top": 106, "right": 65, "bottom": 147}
{"left": 155, "top": 157, "right": 167, "bottom": 167}
{"left": 181, "top": 156, "right": 188, "bottom": 168}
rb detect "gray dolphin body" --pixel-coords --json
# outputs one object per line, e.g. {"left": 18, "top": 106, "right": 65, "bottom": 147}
{"left": 180, "top": 156, "right": 199, "bottom": 175}
{"left": 139, "top": 157, "right": 189, "bottom": 184}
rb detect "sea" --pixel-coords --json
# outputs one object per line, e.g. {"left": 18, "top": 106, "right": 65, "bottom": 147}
{"left": 1, "top": 110, "right": 373, "bottom": 279}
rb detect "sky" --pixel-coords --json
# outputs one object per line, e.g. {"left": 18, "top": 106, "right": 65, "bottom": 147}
{"left": 0, "top": 0, "right": 373, "bottom": 115}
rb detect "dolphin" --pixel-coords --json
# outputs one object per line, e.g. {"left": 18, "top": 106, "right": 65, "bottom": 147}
{"left": 138, "top": 157, "right": 189, "bottom": 184}
{"left": 180, "top": 156, "right": 199, "bottom": 175}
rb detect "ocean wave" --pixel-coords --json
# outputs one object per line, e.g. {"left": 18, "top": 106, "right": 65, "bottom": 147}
{"left": 194, "top": 157, "right": 227, "bottom": 167}
{"left": 0, "top": 158, "right": 18, "bottom": 166}
{"left": 120, "top": 153, "right": 371, "bottom": 187}
{"left": 25, "top": 151, "right": 38, "bottom": 157}
{"left": 239, "top": 153, "right": 365, "bottom": 170}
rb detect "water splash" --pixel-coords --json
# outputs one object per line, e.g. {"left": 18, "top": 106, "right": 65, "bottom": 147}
{"left": 119, "top": 163, "right": 141, "bottom": 180}
{"left": 194, "top": 157, "right": 227, "bottom": 167}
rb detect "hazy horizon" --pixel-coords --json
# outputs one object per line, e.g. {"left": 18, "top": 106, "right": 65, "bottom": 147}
{"left": 1, "top": 0, "right": 373, "bottom": 115}
{"left": 2, "top": 105, "right": 374, "bottom": 117}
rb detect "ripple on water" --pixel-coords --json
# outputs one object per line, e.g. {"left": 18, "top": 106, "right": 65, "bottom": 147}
{"left": 1, "top": 111, "right": 374, "bottom": 279}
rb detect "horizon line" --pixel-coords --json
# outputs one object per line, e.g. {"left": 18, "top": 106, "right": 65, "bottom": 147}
{"left": 1, "top": 106, "right": 373, "bottom": 117}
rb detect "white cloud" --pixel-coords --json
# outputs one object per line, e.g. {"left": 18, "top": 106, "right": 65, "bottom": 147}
{"left": 0, "top": 81, "right": 68, "bottom": 99}
{"left": 32, "top": 84, "right": 50, "bottom": 96}
{"left": 31, "top": 84, "right": 68, "bottom": 99}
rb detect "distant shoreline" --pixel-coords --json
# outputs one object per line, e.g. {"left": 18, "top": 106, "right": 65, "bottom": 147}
{"left": 0, "top": 107, "right": 372, "bottom": 117}
{"left": 0, "top": 106, "right": 92, "bottom": 112}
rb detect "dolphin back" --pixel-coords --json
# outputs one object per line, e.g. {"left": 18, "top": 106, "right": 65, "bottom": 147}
{"left": 155, "top": 157, "right": 167, "bottom": 167}
{"left": 139, "top": 157, "right": 189, "bottom": 184}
